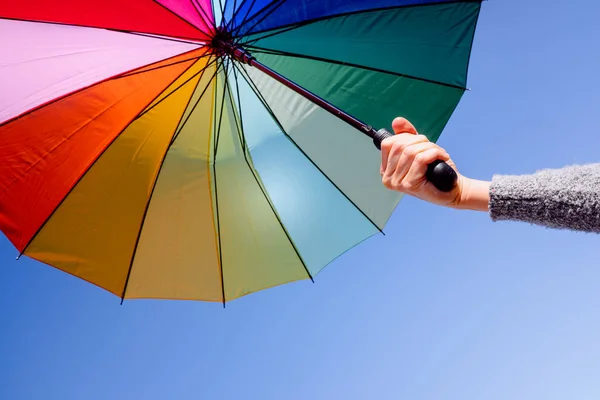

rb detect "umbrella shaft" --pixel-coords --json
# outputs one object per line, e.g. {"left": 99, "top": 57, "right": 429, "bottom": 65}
{"left": 215, "top": 43, "right": 458, "bottom": 193}
{"left": 225, "top": 45, "right": 377, "bottom": 139}
{"left": 248, "top": 59, "right": 377, "bottom": 138}
{"left": 245, "top": 56, "right": 459, "bottom": 193}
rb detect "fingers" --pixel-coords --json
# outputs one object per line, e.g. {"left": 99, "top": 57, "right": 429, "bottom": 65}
{"left": 381, "top": 133, "right": 429, "bottom": 176}
{"left": 392, "top": 117, "right": 418, "bottom": 135}
{"left": 380, "top": 117, "right": 419, "bottom": 174}
{"left": 386, "top": 140, "right": 433, "bottom": 183}
{"left": 403, "top": 147, "right": 450, "bottom": 192}
{"left": 382, "top": 137, "right": 439, "bottom": 190}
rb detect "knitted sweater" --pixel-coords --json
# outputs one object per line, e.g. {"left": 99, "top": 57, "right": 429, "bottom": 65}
{"left": 489, "top": 164, "right": 600, "bottom": 233}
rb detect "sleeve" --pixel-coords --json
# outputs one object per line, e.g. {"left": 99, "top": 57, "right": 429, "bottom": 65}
{"left": 489, "top": 164, "right": 600, "bottom": 233}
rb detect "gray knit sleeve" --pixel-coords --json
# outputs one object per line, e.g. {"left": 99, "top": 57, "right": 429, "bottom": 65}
{"left": 489, "top": 164, "right": 600, "bottom": 233}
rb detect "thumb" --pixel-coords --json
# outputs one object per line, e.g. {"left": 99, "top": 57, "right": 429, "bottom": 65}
{"left": 392, "top": 117, "right": 418, "bottom": 135}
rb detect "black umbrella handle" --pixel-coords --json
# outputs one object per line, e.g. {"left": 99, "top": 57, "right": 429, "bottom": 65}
{"left": 373, "top": 128, "right": 457, "bottom": 193}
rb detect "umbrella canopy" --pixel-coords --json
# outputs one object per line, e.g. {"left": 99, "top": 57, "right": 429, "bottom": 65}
{"left": 0, "top": 1, "right": 482, "bottom": 303}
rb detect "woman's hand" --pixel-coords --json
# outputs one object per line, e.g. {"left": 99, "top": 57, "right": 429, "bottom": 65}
{"left": 380, "top": 117, "right": 490, "bottom": 211}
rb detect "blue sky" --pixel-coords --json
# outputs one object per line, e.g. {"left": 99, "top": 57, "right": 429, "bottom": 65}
{"left": 2, "top": 1, "right": 600, "bottom": 399}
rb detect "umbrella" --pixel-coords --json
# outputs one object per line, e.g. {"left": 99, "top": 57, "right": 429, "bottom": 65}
{"left": 0, "top": 1, "right": 481, "bottom": 304}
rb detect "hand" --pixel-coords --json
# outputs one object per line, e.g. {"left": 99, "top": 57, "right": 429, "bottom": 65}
{"left": 380, "top": 117, "right": 490, "bottom": 211}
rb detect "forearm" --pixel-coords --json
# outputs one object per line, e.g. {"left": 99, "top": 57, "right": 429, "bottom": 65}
{"left": 459, "top": 164, "right": 600, "bottom": 233}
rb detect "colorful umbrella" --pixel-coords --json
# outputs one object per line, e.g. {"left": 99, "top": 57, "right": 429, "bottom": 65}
{"left": 0, "top": 1, "right": 481, "bottom": 303}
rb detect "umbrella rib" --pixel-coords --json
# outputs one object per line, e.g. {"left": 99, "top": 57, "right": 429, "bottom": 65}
{"left": 228, "top": 60, "right": 245, "bottom": 149}
{"left": 228, "top": 0, "right": 258, "bottom": 35}
{"left": 213, "top": 57, "right": 229, "bottom": 307}
{"left": 233, "top": 61, "right": 385, "bottom": 235}
{"left": 168, "top": 61, "right": 220, "bottom": 146}
{"left": 121, "top": 53, "right": 210, "bottom": 78}
{"left": 233, "top": 0, "right": 281, "bottom": 34}
{"left": 18, "top": 60, "right": 200, "bottom": 260}
{"left": 226, "top": 0, "right": 249, "bottom": 30}
{"left": 124, "top": 31, "right": 207, "bottom": 46}
{"left": 239, "top": 24, "right": 295, "bottom": 46}
{"left": 231, "top": 0, "right": 285, "bottom": 38}
{"left": 136, "top": 59, "right": 219, "bottom": 121}
{"left": 0, "top": 16, "right": 207, "bottom": 42}
{"left": 0, "top": 48, "right": 206, "bottom": 129}
{"left": 151, "top": 0, "right": 213, "bottom": 39}
{"left": 232, "top": 0, "right": 286, "bottom": 39}
{"left": 240, "top": 0, "right": 482, "bottom": 39}
{"left": 120, "top": 57, "right": 215, "bottom": 303}
{"left": 221, "top": 0, "right": 231, "bottom": 27}
{"left": 191, "top": 0, "right": 218, "bottom": 32}
{"left": 213, "top": 59, "right": 229, "bottom": 156}
{"left": 217, "top": 0, "right": 226, "bottom": 22}
{"left": 228, "top": 0, "right": 239, "bottom": 26}
{"left": 245, "top": 45, "right": 468, "bottom": 91}
{"left": 229, "top": 61, "right": 314, "bottom": 283}
{"left": 189, "top": 0, "right": 211, "bottom": 28}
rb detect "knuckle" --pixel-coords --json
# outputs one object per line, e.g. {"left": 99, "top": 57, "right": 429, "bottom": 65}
{"left": 393, "top": 179, "right": 405, "bottom": 192}
{"left": 389, "top": 145, "right": 405, "bottom": 159}
{"left": 392, "top": 139, "right": 406, "bottom": 151}
{"left": 382, "top": 176, "right": 393, "bottom": 189}
{"left": 400, "top": 181, "right": 416, "bottom": 192}
{"left": 414, "top": 152, "right": 429, "bottom": 164}
{"left": 381, "top": 139, "right": 394, "bottom": 153}
{"left": 403, "top": 146, "right": 418, "bottom": 159}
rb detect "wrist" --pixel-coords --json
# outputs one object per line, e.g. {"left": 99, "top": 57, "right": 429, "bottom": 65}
{"left": 456, "top": 177, "right": 490, "bottom": 211}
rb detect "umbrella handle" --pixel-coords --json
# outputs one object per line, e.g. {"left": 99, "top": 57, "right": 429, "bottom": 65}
{"left": 373, "top": 128, "right": 458, "bottom": 192}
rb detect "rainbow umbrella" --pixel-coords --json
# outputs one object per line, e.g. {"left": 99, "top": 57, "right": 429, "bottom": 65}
{"left": 0, "top": 1, "right": 481, "bottom": 303}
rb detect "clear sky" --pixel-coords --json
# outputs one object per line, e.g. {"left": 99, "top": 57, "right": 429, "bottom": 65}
{"left": 2, "top": 1, "right": 600, "bottom": 399}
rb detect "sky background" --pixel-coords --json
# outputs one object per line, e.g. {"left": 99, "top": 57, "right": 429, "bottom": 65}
{"left": 2, "top": 0, "right": 600, "bottom": 399}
